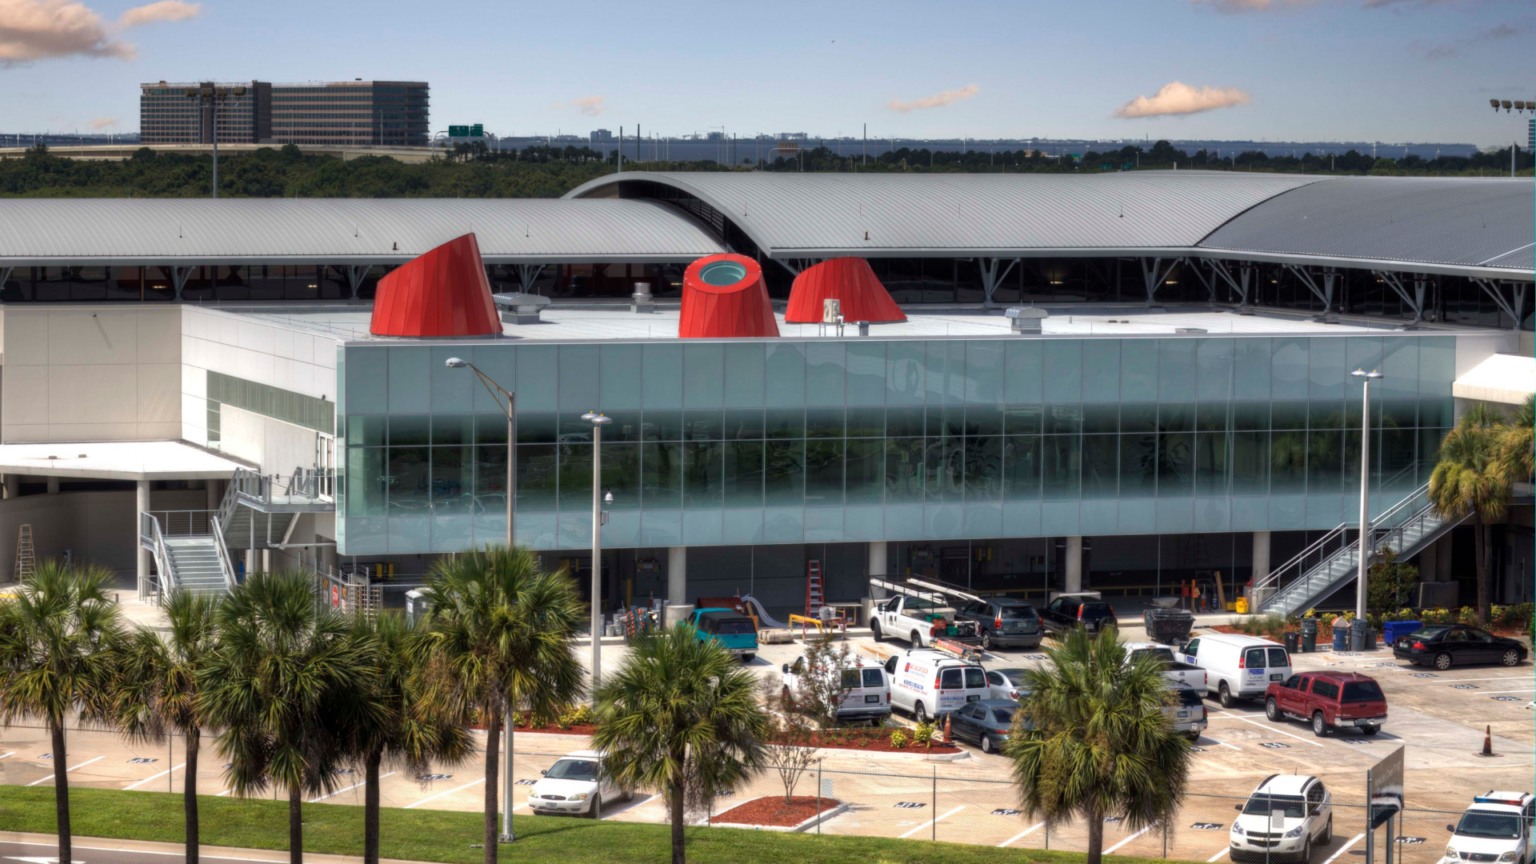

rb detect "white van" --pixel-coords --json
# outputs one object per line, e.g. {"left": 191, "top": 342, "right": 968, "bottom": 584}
{"left": 882, "top": 648, "right": 991, "bottom": 723}
{"left": 781, "top": 654, "right": 892, "bottom": 725}
{"left": 1180, "top": 633, "right": 1293, "bottom": 708}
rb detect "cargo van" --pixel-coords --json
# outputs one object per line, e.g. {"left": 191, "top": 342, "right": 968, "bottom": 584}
{"left": 1179, "top": 633, "right": 1293, "bottom": 708}
{"left": 781, "top": 654, "right": 891, "bottom": 725}
{"left": 882, "top": 647, "right": 991, "bottom": 723}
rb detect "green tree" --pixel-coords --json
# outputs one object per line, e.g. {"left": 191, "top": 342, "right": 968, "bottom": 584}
{"left": 1006, "top": 627, "right": 1191, "bottom": 864}
{"left": 0, "top": 562, "right": 125, "bottom": 864}
{"left": 115, "top": 590, "right": 221, "bottom": 864}
{"left": 1366, "top": 545, "right": 1419, "bottom": 616}
{"left": 415, "top": 546, "right": 584, "bottom": 864}
{"left": 348, "top": 612, "right": 472, "bottom": 864}
{"left": 199, "top": 571, "right": 370, "bottom": 864}
{"left": 1497, "top": 393, "right": 1534, "bottom": 484}
{"left": 592, "top": 622, "right": 770, "bottom": 864}
{"left": 1428, "top": 404, "right": 1510, "bottom": 625}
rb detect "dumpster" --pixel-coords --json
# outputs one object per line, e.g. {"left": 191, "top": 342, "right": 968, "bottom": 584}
{"left": 1143, "top": 604, "right": 1196, "bottom": 644}
{"left": 1283, "top": 631, "right": 1300, "bottom": 654}
{"left": 1332, "top": 623, "right": 1349, "bottom": 651}
{"left": 1299, "top": 619, "right": 1318, "bottom": 653}
{"left": 1382, "top": 621, "right": 1422, "bottom": 645}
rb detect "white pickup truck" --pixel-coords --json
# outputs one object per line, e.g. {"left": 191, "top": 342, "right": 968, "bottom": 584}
{"left": 869, "top": 591, "right": 980, "bottom": 648}
{"left": 1125, "top": 641, "right": 1208, "bottom": 691}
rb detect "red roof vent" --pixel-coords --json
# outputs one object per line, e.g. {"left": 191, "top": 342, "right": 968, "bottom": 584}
{"left": 678, "top": 253, "right": 780, "bottom": 339}
{"left": 785, "top": 257, "right": 906, "bottom": 324}
{"left": 369, "top": 233, "right": 501, "bottom": 337}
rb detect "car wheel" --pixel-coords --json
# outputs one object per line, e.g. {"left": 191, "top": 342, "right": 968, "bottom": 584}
{"left": 980, "top": 734, "right": 994, "bottom": 754}
{"left": 1434, "top": 652, "right": 1452, "bottom": 670}
{"left": 1501, "top": 649, "right": 1521, "bottom": 667}
{"left": 981, "top": 630, "right": 993, "bottom": 651}
{"left": 1265, "top": 697, "right": 1281, "bottom": 722}
{"left": 1299, "top": 836, "right": 1312, "bottom": 864}
{"left": 587, "top": 795, "right": 602, "bottom": 818}
{"left": 1312, "top": 711, "right": 1329, "bottom": 737}
{"left": 911, "top": 630, "right": 924, "bottom": 647}
{"left": 914, "top": 701, "right": 929, "bottom": 724}
{"left": 871, "top": 620, "right": 883, "bottom": 642}
{"left": 1361, "top": 725, "right": 1379, "bottom": 736}
{"left": 1322, "top": 815, "right": 1332, "bottom": 844}
{"left": 1218, "top": 681, "right": 1235, "bottom": 709}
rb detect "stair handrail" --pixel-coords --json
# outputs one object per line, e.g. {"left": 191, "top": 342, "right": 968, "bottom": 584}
{"left": 1251, "top": 523, "right": 1349, "bottom": 596}
{"left": 210, "top": 515, "right": 238, "bottom": 593}
{"left": 138, "top": 512, "right": 177, "bottom": 600}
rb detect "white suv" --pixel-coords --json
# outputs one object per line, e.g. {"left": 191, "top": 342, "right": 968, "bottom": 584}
{"left": 1444, "top": 792, "right": 1535, "bottom": 864}
{"left": 1230, "top": 774, "right": 1333, "bottom": 863}
{"left": 527, "top": 750, "right": 632, "bottom": 818}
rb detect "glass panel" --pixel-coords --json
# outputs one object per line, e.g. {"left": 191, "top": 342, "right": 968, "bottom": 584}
{"left": 1082, "top": 404, "right": 1117, "bottom": 434}
{"left": 600, "top": 345, "right": 644, "bottom": 410}
{"left": 1045, "top": 404, "right": 1082, "bottom": 434}
{"left": 514, "top": 345, "right": 558, "bottom": 410}
{"left": 1004, "top": 340, "right": 1043, "bottom": 404}
{"left": 764, "top": 439, "right": 804, "bottom": 506}
{"left": 804, "top": 440, "right": 845, "bottom": 505}
{"left": 1234, "top": 338, "right": 1271, "bottom": 400}
{"left": 683, "top": 409, "right": 723, "bottom": 441}
{"left": 846, "top": 439, "right": 884, "bottom": 505}
{"left": 1232, "top": 432, "right": 1269, "bottom": 496}
{"left": 805, "top": 407, "right": 845, "bottom": 439}
{"left": 1195, "top": 432, "right": 1230, "bottom": 497}
{"left": 347, "top": 415, "right": 386, "bottom": 447}
{"left": 805, "top": 343, "right": 846, "bottom": 406}
{"left": 765, "top": 407, "right": 805, "bottom": 440}
{"left": 966, "top": 404, "right": 1003, "bottom": 436}
{"left": 1004, "top": 405, "right": 1042, "bottom": 435}
{"left": 1159, "top": 340, "right": 1197, "bottom": 401}
{"left": 1157, "top": 433, "right": 1194, "bottom": 496}
{"left": 601, "top": 442, "right": 641, "bottom": 510}
{"left": 1081, "top": 340, "right": 1120, "bottom": 403}
{"left": 1308, "top": 431, "right": 1343, "bottom": 493}
{"left": 642, "top": 344, "right": 684, "bottom": 408}
{"left": 642, "top": 409, "right": 683, "bottom": 442}
{"left": 389, "top": 415, "right": 431, "bottom": 446}
{"left": 1043, "top": 340, "right": 1081, "bottom": 404}
{"left": 515, "top": 445, "right": 557, "bottom": 512}
{"left": 764, "top": 343, "right": 806, "bottom": 407}
{"left": 1159, "top": 403, "right": 1193, "bottom": 433}
{"left": 432, "top": 446, "right": 473, "bottom": 514}
{"left": 516, "top": 412, "right": 558, "bottom": 444}
{"left": 476, "top": 414, "right": 509, "bottom": 445}
{"left": 431, "top": 414, "right": 473, "bottom": 446}
{"left": 723, "top": 343, "right": 765, "bottom": 408}
{"left": 965, "top": 342, "right": 1006, "bottom": 406}
{"left": 846, "top": 342, "right": 887, "bottom": 406}
{"left": 963, "top": 436, "right": 1003, "bottom": 501}
{"left": 475, "top": 445, "right": 508, "bottom": 514}
{"left": 1081, "top": 435, "right": 1118, "bottom": 499}
{"left": 886, "top": 406, "right": 925, "bottom": 437}
{"left": 885, "top": 438, "right": 924, "bottom": 504}
{"left": 682, "top": 441, "right": 723, "bottom": 509}
{"left": 1042, "top": 435, "right": 1080, "bottom": 500}
{"left": 1233, "top": 402, "right": 1268, "bottom": 432}
{"left": 724, "top": 408, "right": 764, "bottom": 440}
{"left": 345, "top": 448, "right": 386, "bottom": 516}
{"left": 1196, "top": 339, "right": 1234, "bottom": 402}
{"left": 925, "top": 437, "right": 964, "bottom": 502}
{"left": 559, "top": 442, "right": 592, "bottom": 510}
{"left": 386, "top": 446, "right": 431, "bottom": 515}
{"left": 1004, "top": 435, "right": 1041, "bottom": 500}
{"left": 887, "top": 341, "right": 927, "bottom": 405}
{"left": 1271, "top": 338, "right": 1308, "bottom": 401}
{"left": 1196, "top": 403, "right": 1229, "bottom": 433}
{"left": 1309, "top": 338, "right": 1346, "bottom": 400}
{"left": 1270, "top": 431, "right": 1307, "bottom": 494}
{"left": 558, "top": 345, "right": 601, "bottom": 410}
{"left": 1120, "top": 433, "right": 1158, "bottom": 496}
{"left": 1121, "top": 340, "right": 1157, "bottom": 402}
{"left": 723, "top": 441, "right": 763, "bottom": 507}
{"left": 683, "top": 344, "right": 725, "bottom": 407}
{"left": 642, "top": 441, "right": 681, "bottom": 508}
{"left": 1270, "top": 402, "right": 1307, "bottom": 430}
{"left": 387, "top": 347, "right": 430, "bottom": 414}
{"left": 602, "top": 409, "right": 642, "bottom": 443}
{"left": 1310, "top": 400, "right": 1344, "bottom": 431}
{"left": 846, "top": 406, "right": 885, "bottom": 438}
{"left": 1120, "top": 403, "right": 1157, "bottom": 433}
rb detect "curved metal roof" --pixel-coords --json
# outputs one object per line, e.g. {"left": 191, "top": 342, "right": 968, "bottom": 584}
{"left": 564, "top": 170, "right": 1326, "bottom": 256}
{"left": 0, "top": 198, "right": 723, "bottom": 265}
{"left": 1198, "top": 177, "right": 1533, "bottom": 275}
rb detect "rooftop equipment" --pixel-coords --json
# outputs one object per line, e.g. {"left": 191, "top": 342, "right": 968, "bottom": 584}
{"left": 370, "top": 233, "right": 501, "bottom": 338}
{"left": 677, "top": 253, "right": 779, "bottom": 339}
{"left": 785, "top": 257, "right": 906, "bottom": 324}
{"left": 631, "top": 281, "right": 655, "bottom": 314}
{"left": 1005, "top": 306, "right": 1047, "bottom": 333}
{"left": 492, "top": 292, "right": 551, "bottom": 325}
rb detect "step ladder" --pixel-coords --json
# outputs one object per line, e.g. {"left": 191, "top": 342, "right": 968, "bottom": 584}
{"left": 14, "top": 524, "right": 35, "bottom": 581}
{"left": 803, "top": 559, "right": 824, "bottom": 617}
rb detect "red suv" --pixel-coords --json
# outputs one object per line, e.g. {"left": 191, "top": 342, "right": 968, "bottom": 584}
{"left": 1264, "top": 672, "right": 1387, "bottom": 737}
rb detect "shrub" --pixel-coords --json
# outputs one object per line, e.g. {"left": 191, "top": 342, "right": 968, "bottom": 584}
{"left": 510, "top": 711, "right": 528, "bottom": 728}
{"left": 888, "top": 729, "right": 909, "bottom": 749}
{"left": 912, "top": 721, "right": 935, "bottom": 748}
{"left": 1457, "top": 606, "right": 1479, "bottom": 626}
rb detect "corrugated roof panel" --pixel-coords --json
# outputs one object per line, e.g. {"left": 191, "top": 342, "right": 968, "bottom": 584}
{"left": 1199, "top": 177, "right": 1534, "bottom": 272}
{"left": 0, "top": 198, "right": 723, "bottom": 262}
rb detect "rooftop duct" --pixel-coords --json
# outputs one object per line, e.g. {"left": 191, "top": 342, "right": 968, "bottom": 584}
{"left": 1005, "top": 307, "right": 1047, "bottom": 334}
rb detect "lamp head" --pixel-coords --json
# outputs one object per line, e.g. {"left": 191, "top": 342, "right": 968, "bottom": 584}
{"left": 445, "top": 357, "right": 467, "bottom": 368}
{"left": 1351, "top": 368, "right": 1384, "bottom": 380}
{"left": 604, "top": 491, "right": 614, "bottom": 505}
{"left": 582, "top": 411, "right": 612, "bottom": 426}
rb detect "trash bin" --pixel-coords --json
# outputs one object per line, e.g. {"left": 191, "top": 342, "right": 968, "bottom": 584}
{"left": 1350, "top": 619, "right": 1368, "bottom": 652}
{"left": 1143, "top": 606, "right": 1196, "bottom": 644}
{"left": 1382, "top": 621, "right": 1422, "bottom": 645}
{"left": 1364, "top": 628, "right": 1378, "bottom": 651}
{"left": 1332, "top": 624, "right": 1349, "bottom": 651}
{"left": 1235, "top": 597, "right": 1250, "bottom": 615}
{"left": 1283, "top": 631, "right": 1300, "bottom": 654}
{"left": 1299, "top": 619, "right": 1318, "bottom": 653}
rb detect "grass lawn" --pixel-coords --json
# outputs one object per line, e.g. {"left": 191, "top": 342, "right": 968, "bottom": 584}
{"left": 0, "top": 786, "right": 1198, "bottom": 864}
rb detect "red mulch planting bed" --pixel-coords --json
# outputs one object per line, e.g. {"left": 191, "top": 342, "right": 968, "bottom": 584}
{"left": 470, "top": 713, "right": 597, "bottom": 736}
{"left": 795, "top": 729, "right": 959, "bottom": 754}
{"left": 713, "top": 795, "right": 842, "bottom": 827}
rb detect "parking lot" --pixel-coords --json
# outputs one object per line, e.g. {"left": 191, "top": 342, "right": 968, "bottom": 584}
{"left": 2, "top": 624, "right": 1529, "bottom": 859}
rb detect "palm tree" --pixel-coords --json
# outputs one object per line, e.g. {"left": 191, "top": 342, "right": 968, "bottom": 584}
{"left": 591, "top": 622, "right": 770, "bottom": 864}
{"left": 415, "top": 546, "right": 584, "bottom": 864}
{"left": 0, "top": 562, "right": 124, "bottom": 864}
{"left": 1496, "top": 393, "right": 1534, "bottom": 484}
{"left": 1429, "top": 404, "right": 1510, "bottom": 625}
{"left": 1006, "top": 627, "right": 1191, "bottom": 864}
{"left": 348, "top": 612, "right": 472, "bottom": 864}
{"left": 115, "top": 590, "right": 221, "bottom": 864}
{"left": 199, "top": 570, "right": 370, "bottom": 864}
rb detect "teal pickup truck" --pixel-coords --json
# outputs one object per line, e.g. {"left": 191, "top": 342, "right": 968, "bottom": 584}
{"left": 692, "top": 608, "right": 758, "bottom": 662}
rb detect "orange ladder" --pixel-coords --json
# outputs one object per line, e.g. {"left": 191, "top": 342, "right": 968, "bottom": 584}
{"left": 803, "top": 559, "right": 824, "bottom": 617}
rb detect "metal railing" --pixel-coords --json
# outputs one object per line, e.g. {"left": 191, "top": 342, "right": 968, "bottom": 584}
{"left": 231, "top": 466, "right": 336, "bottom": 507}
{"left": 210, "top": 514, "right": 238, "bottom": 593}
{"left": 137, "top": 512, "right": 176, "bottom": 599}
{"left": 145, "top": 510, "right": 213, "bottom": 537}
{"left": 315, "top": 566, "right": 382, "bottom": 618}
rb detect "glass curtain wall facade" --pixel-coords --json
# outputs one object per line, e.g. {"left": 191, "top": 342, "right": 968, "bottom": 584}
{"left": 335, "top": 334, "right": 1454, "bottom": 556}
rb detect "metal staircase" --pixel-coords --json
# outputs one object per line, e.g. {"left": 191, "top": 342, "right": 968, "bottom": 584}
{"left": 1254, "top": 482, "right": 1466, "bottom": 617}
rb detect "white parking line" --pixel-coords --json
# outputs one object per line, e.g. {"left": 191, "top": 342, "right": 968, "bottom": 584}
{"left": 1105, "top": 825, "right": 1153, "bottom": 853}
{"left": 897, "top": 805, "right": 966, "bottom": 839}
{"left": 0, "top": 751, "right": 15, "bottom": 760}
{"left": 1201, "top": 737, "right": 1243, "bottom": 751}
{"left": 1412, "top": 675, "right": 1532, "bottom": 683}
{"left": 309, "top": 771, "right": 397, "bottom": 802}
{"left": 124, "top": 762, "right": 186, "bottom": 790}
{"left": 1211, "top": 712, "right": 1326, "bottom": 747}
{"left": 26, "top": 755, "right": 105, "bottom": 785}
{"left": 1207, "top": 847, "right": 1231, "bottom": 862}
{"left": 404, "top": 777, "right": 484, "bottom": 809}
{"left": 999, "top": 821, "right": 1045, "bottom": 847}
{"left": 1469, "top": 689, "right": 1536, "bottom": 695}
{"left": 1322, "top": 833, "right": 1367, "bottom": 864}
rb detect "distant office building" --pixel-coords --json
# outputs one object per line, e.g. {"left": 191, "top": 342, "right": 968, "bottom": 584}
{"left": 1528, "top": 118, "right": 1533, "bottom": 152}
{"left": 591, "top": 129, "right": 614, "bottom": 142}
{"left": 139, "top": 80, "right": 429, "bottom": 147}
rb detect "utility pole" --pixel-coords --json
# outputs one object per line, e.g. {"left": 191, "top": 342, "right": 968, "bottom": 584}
{"left": 863, "top": 123, "right": 867, "bottom": 165}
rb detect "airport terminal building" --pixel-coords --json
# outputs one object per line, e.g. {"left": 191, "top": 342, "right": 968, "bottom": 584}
{"left": 0, "top": 172, "right": 1528, "bottom": 619}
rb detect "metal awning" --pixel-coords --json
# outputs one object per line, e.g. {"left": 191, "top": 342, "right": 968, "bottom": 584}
{"left": 1452, "top": 354, "right": 1536, "bottom": 405}
{"left": 0, "top": 441, "right": 251, "bottom": 481}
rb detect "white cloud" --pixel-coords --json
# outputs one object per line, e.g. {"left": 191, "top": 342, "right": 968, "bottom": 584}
{"left": 88, "top": 116, "right": 117, "bottom": 130}
{"left": 1114, "top": 81, "right": 1252, "bottom": 119}
{"left": 1189, "top": 0, "right": 1313, "bottom": 12}
{"left": 118, "top": 0, "right": 200, "bottom": 27}
{"left": 0, "top": 0, "right": 198, "bottom": 64}
{"left": 885, "top": 83, "right": 979, "bottom": 114}
{"left": 551, "top": 96, "right": 607, "bottom": 116}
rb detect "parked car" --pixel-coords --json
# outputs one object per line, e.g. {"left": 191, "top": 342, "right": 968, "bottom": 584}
{"left": 954, "top": 598, "right": 1044, "bottom": 650}
{"left": 882, "top": 647, "right": 991, "bottom": 723}
{"left": 527, "top": 750, "right": 631, "bottom": 818}
{"left": 1229, "top": 774, "right": 1333, "bottom": 863}
{"left": 984, "top": 667, "right": 1027, "bottom": 701}
{"left": 691, "top": 608, "right": 757, "bottom": 662}
{"left": 1264, "top": 672, "right": 1388, "bottom": 737}
{"left": 1039, "top": 592, "right": 1118, "bottom": 635}
{"left": 1180, "top": 633, "right": 1293, "bottom": 708}
{"left": 870, "top": 592, "right": 980, "bottom": 648}
{"left": 950, "top": 698, "right": 1020, "bottom": 755}
{"left": 1125, "top": 641, "right": 1208, "bottom": 692}
{"left": 780, "top": 654, "right": 891, "bottom": 725}
{"left": 1167, "top": 686, "right": 1208, "bottom": 741}
{"left": 1393, "top": 625, "right": 1527, "bottom": 670}
{"left": 1444, "top": 792, "right": 1536, "bottom": 864}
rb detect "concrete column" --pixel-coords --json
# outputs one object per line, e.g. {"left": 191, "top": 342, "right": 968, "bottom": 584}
{"left": 46, "top": 476, "right": 59, "bottom": 495}
{"left": 245, "top": 549, "right": 256, "bottom": 578}
{"left": 667, "top": 546, "right": 687, "bottom": 606}
{"left": 1064, "top": 536, "right": 1083, "bottom": 594}
{"left": 868, "top": 541, "right": 889, "bottom": 599}
{"left": 1251, "top": 531, "right": 1272, "bottom": 610}
{"left": 206, "top": 479, "right": 221, "bottom": 511}
{"left": 3, "top": 475, "right": 18, "bottom": 499}
{"left": 136, "top": 479, "right": 151, "bottom": 600}
{"left": 262, "top": 549, "right": 271, "bottom": 574}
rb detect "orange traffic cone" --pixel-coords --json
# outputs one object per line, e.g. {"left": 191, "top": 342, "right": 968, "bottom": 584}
{"left": 1482, "top": 725, "right": 1495, "bottom": 757}
{"left": 943, "top": 713, "right": 953, "bottom": 744}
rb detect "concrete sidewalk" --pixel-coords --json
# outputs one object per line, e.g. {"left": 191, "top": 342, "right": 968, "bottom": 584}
{"left": 0, "top": 831, "right": 442, "bottom": 864}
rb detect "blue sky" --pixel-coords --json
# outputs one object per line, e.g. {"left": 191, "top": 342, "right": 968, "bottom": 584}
{"left": 2, "top": 0, "right": 1530, "bottom": 148}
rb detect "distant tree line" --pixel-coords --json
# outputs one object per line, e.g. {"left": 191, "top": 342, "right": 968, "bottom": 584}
{"left": 0, "top": 137, "right": 1528, "bottom": 199}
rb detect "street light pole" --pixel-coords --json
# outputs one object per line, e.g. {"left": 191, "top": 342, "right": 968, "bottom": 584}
{"left": 581, "top": 411, "right": 612, "bottom": 691}
{"left": 1351, "top": 369, "right": 1383, "bottom": 626}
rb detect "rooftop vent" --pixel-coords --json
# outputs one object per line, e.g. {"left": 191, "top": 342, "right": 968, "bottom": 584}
{"left": 631, "top": 281, "right": 655, "bottom": 314}
{"left": 493, "top": 292, "right": 551, "bottom": 325}
{"left": 1005, "top": 307, "right": 1047, "bottom": 334}
{"left": 1175, "top": 327, "right": 1207, "bottom": 334}
{"left": 820, "top": 298, "right": 845, "bottom": 336}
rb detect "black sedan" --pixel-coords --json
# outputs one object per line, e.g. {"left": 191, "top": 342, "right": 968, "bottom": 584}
{"left": 1039, "top": 593, "right": 1118, "bottom": 634}
{"left": 950, "top": 698, "right": 1021, "bottom": 755}
{"left": 1392, "top": 625, "right": 1527, "bottom": 669}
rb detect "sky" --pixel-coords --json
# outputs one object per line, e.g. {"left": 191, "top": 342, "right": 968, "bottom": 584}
{"left": 0, "top": 0, "right": 1530, "bottom": 149}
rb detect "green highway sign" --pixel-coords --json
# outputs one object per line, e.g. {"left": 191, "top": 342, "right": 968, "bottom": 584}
{"left": 448, "top": 124, "right": 484, "bottom": 138}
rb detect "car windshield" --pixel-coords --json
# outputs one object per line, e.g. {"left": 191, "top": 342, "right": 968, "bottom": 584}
{"left": 906, "top": 597, "right": 943, "bottom": 612}
{"left": 1243, "top": 794, "right": 1306, "bottom": 818}
{"left": 1177, "top": 688, "right": 1205, "bottom": 707}
{"left": 991, "top": 707, "right": 1015, "bottom": 725}
{"left": 1132, "top": 647, "right": 1177, "bottom": 665}
{"left": 1342, "top": 681, "right": 1384, "bottom": 701}
{"left": 1455, "top": 813, "right": 1524, "bottom": 839}
{"left": 999, "top": 606, "right": 1037, "bottom": 619}
{"left": 1408, "top": 626, "right": 1450, "bottom": 641}
{"left": 965, "top": 667, "right": 987, "bottom": 689}
{"left": 545, "top": 759, "right": 598, "bottom": 781}
{"left": 713, "top": 619, "right": 755, "bottom": 635}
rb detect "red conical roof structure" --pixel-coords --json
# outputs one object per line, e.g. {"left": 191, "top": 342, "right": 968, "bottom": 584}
{"left": 369, "top": 233, "right": 501, "bottom": 337}
{"left": 678, "top": 253, "right": 780, "bottom": 339}
{"left": 785, "top": 257, "right": 906, "bottom": 324}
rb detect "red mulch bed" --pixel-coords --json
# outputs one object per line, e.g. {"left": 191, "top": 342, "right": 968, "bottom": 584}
{"left": 471, "top": 713, "right": 596, "bottom": 737}
{"left": 792, "top": 729, "right": 960, "bottom": 754}
{"left": 713, "top": 795, "right": 842, "bottom": 827}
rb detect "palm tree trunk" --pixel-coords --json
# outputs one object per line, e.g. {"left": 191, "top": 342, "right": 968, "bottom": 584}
{"left": 51, "top": 723, "right": 71, "bottom": 864}
{"left": 670, "top": 777, "right": 687, "bottom": 864}
{"left": 288, "top": 785, "right": 303, "bottom": 864}
{"left": 1085, "top": 806, "right": 1104, "bottom": 864}
{"left": 185, "top": 728, "right": 200, "bottom": 864}
{"left": 1474, "top": 515, "right": 1491, "bottom": 625}
{"left": 483, "top": 705, "right": 502, "bottom": 864}
{"left": 364, "top": 748, "right": 382, "bottom": 864}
